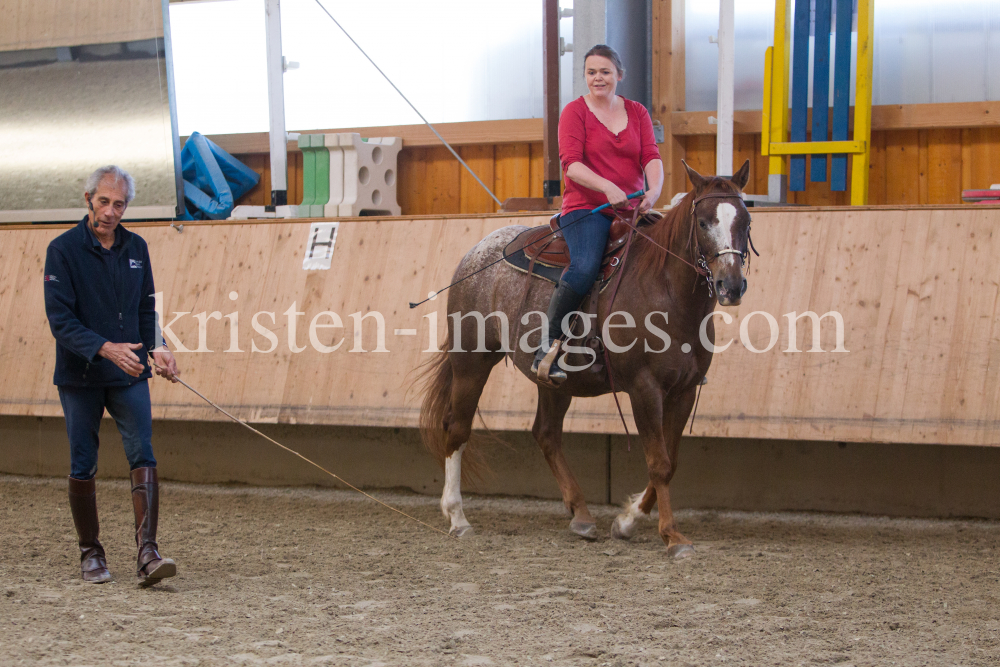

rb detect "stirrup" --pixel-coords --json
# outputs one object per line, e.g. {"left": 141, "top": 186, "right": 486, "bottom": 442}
{"left": 534, "top": 340, "right": 566, "bottom": 387}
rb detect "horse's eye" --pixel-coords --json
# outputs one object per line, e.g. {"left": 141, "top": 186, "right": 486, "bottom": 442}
{"left": 699, "top": 220, "right": 708, "bottom": 229}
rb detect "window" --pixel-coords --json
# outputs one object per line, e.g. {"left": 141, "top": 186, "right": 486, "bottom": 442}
{"left": 170, "top": 0, "right": 546, "bottom": 136}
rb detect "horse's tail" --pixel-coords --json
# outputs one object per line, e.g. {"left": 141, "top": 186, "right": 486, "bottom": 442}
{"left": 418, "top": 349, "right": 454, "bottom": 469}
{"left": 416, "top": 345, "right": 485, "bottom": 484}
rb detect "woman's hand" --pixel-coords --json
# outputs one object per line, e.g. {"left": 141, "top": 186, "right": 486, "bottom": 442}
{"left": 603, "top": 183, "right": 629, "bottom": 209}
{"left": 639, "top": 189, "right": 661, "bottom": 214}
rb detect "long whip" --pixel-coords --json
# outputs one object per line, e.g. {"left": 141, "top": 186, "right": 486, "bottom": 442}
{"left": 151, "top": 363, "right": 453, "bottom": 539}
{"left": 408, "top": 191, "right": 645, "bottom": 309}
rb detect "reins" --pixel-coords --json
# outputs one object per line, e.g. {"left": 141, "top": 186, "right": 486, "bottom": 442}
{"left": 598, "top": 190, "right": 757, "bottom": 439}
{"left": 599, "top": 205, "right": 643, "bottom": 451}
{"left": 151, "top": 363, "right": 455, "bottom": 539}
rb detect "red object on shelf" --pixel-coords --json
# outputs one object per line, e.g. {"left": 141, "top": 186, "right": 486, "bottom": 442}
{"left": 962, "top": 189, "right": 1000, "bottom": 202}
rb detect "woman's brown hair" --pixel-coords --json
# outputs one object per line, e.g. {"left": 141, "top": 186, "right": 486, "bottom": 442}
{"left": 583, "top": 44, "right": 625, "bottom": 78}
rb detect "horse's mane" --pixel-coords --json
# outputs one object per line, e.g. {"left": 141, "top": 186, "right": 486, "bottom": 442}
{"left": 631, "top": 177, "right": 742, "bottom": 277}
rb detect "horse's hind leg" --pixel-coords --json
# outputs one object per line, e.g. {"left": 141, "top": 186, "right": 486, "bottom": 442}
{"left": 611, "top": 483, "right": 657, "bottom": 540}
{"left": 532, "top": 386, "right": 597, "bottom": 540}
{"left": 441, "top": 352, "right": 500, "bottom": 537}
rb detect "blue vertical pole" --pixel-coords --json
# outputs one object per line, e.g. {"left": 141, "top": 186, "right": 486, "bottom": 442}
{"left": 830, "top": 0, "right": 853, "bottom": 191}
{"left": 810, "top": 0, "right": 832, "bottom": 182}
{"left": 789, "top": 0, "right": 812, "bottom": 192}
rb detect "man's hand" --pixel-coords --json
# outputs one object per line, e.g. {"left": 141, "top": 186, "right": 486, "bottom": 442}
{"left": 98, "top": 342, "right": 145, "bottom": 377}
{"left": 151, "top": 348, "right": 180, "bottom": 383}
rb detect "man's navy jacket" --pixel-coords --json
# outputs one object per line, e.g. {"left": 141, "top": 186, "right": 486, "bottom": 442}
{"left": 43, "top": 218, "right": 157, "bottom": 387}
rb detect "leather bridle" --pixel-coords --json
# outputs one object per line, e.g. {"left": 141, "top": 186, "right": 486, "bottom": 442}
{"left": 690, "top": 190, "right": 754, "bottom": 265}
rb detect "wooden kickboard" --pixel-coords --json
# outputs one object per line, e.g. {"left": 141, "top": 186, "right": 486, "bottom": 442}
{"left": 2, "top": 207, "right": 1000, "bottom": 446}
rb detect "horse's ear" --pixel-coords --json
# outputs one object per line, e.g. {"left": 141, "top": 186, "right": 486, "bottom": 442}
{"left": 731, "top": 159, "right": 751, "bottom": 190}
{"left": 682, "top": 160, "right": 707, "bottom": 191}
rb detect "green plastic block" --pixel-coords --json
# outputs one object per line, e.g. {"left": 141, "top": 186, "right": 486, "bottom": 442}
{"left": 298, "top": 134, "right": 329, "bottom": 217}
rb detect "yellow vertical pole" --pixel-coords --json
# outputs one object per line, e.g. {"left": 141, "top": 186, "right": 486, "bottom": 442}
{"left": 761, "top": 46, "right": 773, "bottom": 154}
{"left": 768, "top": 0, "right": 791, "bottom": 176}
{"left": 851, "top": 0, "right": 874, "bottom": 206}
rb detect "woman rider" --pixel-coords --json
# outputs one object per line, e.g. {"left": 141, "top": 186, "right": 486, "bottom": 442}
{"left": 532, "top": 44, "right": 664, "bottom": 382}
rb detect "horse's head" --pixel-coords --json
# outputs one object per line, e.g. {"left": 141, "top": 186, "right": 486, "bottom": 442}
{"left": 683, "top": 160, "right": 752, "bottom": 307}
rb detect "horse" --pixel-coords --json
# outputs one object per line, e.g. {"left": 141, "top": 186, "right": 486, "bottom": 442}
{"left": 418, "top": 160, "right": 753, "bottom": 558}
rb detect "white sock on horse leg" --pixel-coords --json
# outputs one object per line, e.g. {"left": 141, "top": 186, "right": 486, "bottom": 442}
{"left": 441, "top": 444, "right": 472, "bottom": 533}
{"left": 614, "top": 492, "right": 650, "bottom": 538}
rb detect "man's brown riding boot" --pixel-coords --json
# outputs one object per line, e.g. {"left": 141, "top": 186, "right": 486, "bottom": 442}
{"left": 67, "top": 477, "right": 112, "bottom": 583}
{"left": 130, "top": 467, "right": 176, "bottom": 587}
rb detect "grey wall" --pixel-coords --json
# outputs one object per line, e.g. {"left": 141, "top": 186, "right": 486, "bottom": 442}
{"left": 5, "top": 415, "right": 1000, "bottom": 520}
{"left": 572, "top": 0, "right": 652, "bottom": 111}
{"left": 605, "top": 0, "right": 651, "bottom": 110}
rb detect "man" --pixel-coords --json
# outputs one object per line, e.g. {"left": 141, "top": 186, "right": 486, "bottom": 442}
{"left": 43, "top": 165, "right": 181, "bottom": 586}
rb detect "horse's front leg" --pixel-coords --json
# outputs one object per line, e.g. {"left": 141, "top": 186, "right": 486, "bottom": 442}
{"left": 611, "top": 483, "right": 657, "bottom": 540}
{"left": 624, "top": 378, "right": 696, "bottom": 559}
{"left": 532, "top": 386, "right": 597, "bottom": 539}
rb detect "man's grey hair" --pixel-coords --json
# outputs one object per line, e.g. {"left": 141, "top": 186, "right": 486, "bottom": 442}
{"left": 85, "top": 165, "right": 136, "bottom": 203}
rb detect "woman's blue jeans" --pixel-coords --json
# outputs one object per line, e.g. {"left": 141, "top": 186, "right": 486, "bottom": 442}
{"left": 558, "top": 209, "right": 612, "bottom": 296}
{"left": 58, "top": 380, "right": 156, "bottom": 480}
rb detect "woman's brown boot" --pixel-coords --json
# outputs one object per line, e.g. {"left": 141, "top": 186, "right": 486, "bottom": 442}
{"left": 67, "top": 477, "right": 112, "bottom": 583}
{"left": 130, "top": 467, "right": 176, "bottom": 587}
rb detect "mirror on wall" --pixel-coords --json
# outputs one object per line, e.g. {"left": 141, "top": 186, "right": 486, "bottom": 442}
{"left": 0, "top": 0, "right": 181, "bottom": 223}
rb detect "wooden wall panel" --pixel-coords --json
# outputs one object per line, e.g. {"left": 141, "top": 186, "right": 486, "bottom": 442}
{"left": 4, "top": 206, "right": 1000, "bottom": 447}
{"left": 927, "top": 129, "right": 963, "bottom": 205}
{"left": 0, "top": 0, "right": 163, "bottom": 52}
{"left": 883, "top": 130, "right": 921, "bottom": 205}
{"left": 232, "top": 122, "right": 1000, "bottom": 214}
{"left": 681, "top": 135, "right": 715, "bottom": 181}
{"left": 396, "top": 146, "right": 460, "bottom": 215}
{"left": 494, "top": 143, "right": 532, "bottom": 201}
{"left": 867, "top": 130, "right": 887, "bottom": 205}
{"left": 966, "top": 127, "right": 1000, "bottom": 189}
{"left": 528, "top": 142, "right": 545, "bottom": 199}
{"left": 458, "top": 145, "right": 496, "bottom": 214}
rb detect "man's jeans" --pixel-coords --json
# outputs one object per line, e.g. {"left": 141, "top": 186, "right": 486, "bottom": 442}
{"left": 58, "top": 380, "right": 156, "bottom": 480}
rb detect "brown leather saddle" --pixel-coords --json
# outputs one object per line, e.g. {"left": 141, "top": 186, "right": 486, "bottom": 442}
{"left": 502, "top": 210, "right": 661, "bottom": 288}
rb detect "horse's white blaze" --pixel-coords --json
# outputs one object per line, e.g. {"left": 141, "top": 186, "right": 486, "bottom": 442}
{"left": 711, "top": 202, "right": 739, "bottom": 269}
{"left": 614, "top": 492, "right": 650, "bottom": 538}
{"left": 441, "top": 443, "right": 472, "bottom": 533}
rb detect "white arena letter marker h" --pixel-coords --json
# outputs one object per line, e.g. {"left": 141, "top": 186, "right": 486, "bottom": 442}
{"left": 303, "top": 222, "right": 339, "bottom": 270}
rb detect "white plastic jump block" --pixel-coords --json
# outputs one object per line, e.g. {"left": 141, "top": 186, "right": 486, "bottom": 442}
{"left": 229, "top": 205, "right": 299, "bottom": 219}
{"left": 322, "top": 133, "right": 345, "bottom": 217}
{"left": 332, "top": 133, "right": 401, "bottom": 217}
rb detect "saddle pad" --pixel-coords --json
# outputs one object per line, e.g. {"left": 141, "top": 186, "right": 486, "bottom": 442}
{"left": 502, "top": 242, "right": 566, "bottom": 285}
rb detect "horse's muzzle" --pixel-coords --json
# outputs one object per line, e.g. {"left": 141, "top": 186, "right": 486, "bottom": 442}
{"left": 715, "top": 277, "right": 747, "bottom": 306}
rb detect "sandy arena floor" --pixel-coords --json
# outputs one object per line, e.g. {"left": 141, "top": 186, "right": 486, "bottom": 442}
{"left": 1, "top": 474, "right": 998, "bottom": 666}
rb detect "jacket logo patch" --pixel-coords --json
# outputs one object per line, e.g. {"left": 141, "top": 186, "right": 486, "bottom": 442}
{"left": 129, "top": 259, "right": 143, "bottom": 269}
{"left": 44, "top": 274, "right": 59, "bottom": 282}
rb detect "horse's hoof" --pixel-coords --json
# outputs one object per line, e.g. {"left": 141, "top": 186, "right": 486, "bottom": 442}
{"left": 450, "top": 525, "right": 475, "bottom": 538}
{"left": 666, "top": 543, "right": 694, "bottom": 560}
{"left": 570, "top": 520, "right": 597, "bottom": 541}
{"left": 610, "top": 516, "right": 632, "bottom": 541}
